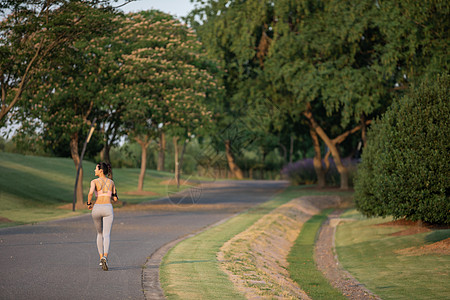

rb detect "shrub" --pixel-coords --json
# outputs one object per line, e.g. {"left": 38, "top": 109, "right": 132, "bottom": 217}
{"left": 281, "top": 157, "right": 359, "bottom": 187}
{"left": 281, "top": 158, "right": 317, "bottom": 185}
{"left": 354, "top": 74, "right": 450, "bottom": 224}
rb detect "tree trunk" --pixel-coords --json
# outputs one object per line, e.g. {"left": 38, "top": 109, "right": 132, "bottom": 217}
{"left": 260, "top": 148, "right": 265, "bottom": 179}
{"left": 279, "top": 143, "right": 287, "bottom": 163}
{"left": 173, "top": 136, "right": 180, "bottom": 186}
{"left": 289, "top": 135, "right": 294, "bottom": 163}
{"left": 225, "top": 140, "right": 244, "bottom": 179}
{"left": 136, "top": 137, "right": 150, "bottom": 192}
{"left": 157, "top": 131, "right": 166, "bottom": 171}
{"left": 100, "top": 144, "right": 111, "bottom": 164}
{"left": 173, "top": 136, "right": 189, "bottom": 188}
{"left": 70, "top": 133, "right": 85, "bottom": 209}
{"left": 321, "top": 135, "right": 349, "bottom": 190}
{"left": 303, "top": 108, "right": 349, "bottom": 190}
{"left": 309, "top": 128, "right": 326, "bottom": 188}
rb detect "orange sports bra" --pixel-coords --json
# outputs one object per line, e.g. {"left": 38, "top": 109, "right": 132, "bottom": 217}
{"left": 95, "top": 178, "right": 113, "bottom": 198}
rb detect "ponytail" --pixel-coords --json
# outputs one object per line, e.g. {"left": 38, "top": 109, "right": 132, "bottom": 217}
{"left": 97, "top": 162, "right": 113, "bottom": 179}
{"left": 107, "top": 163, "right": 113, "bottom": 180}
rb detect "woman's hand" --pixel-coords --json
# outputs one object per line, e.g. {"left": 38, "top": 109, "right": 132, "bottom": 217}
{"left": 112, "top": 188, "right": 118, "bottom": 202}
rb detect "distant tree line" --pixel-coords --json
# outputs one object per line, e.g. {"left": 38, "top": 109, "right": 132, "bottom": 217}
{"left": 1, "top": 1, "right": 448, "bottom": 219}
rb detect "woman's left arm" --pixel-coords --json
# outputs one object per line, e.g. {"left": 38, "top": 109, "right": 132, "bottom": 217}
{"left": 112, "top": 183, "right": 118, "bottom": 202}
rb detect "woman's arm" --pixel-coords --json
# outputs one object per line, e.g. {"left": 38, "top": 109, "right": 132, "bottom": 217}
{"left": 112, "top": 183, "right": 118, "bottom": 202}
{"left": 87, "top": 181, "right": 96, "bottom": 209}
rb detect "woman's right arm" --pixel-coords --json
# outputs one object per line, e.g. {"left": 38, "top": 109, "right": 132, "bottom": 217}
{"left": 87, "top": 181, "right": 96, "bottom": 209}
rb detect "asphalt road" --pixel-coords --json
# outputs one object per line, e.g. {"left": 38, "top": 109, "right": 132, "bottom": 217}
{"left": 0, "top": 180, "right": 288, "bottom": 300}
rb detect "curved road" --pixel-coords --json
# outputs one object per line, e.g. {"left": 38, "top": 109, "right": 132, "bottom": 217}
{"left": 0, "top": 180, "right": 288, "bottom": 300}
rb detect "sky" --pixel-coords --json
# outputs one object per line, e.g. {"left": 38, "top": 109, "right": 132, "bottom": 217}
{"left": 116, "top": 0, "right": 197, "bottom": 18}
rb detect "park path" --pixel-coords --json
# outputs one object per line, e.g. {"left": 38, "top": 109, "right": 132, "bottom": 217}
{"left": 0, "top": 180, "right": 287, "bottom": 300}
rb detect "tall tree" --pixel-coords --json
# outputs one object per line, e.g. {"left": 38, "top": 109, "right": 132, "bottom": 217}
{"left": 0, "top": 0, "right": 119, "bottom": 124}
{"left": 187, "top": 0, "right": 277, "bottom": 179}
{"left": 117, "top": 11, "right": 218, "bottom": 191}
{"left": 17, "top": 3, "right": 115, "bottom": 209}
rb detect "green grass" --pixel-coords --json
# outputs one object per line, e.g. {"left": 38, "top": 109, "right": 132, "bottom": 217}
{"left": 0, "top": 152, "right": 205, "bottom": 227}
{"left": 160, "top": 186, "right": 353, "bottom": 299}
{"left": 287, "top": 209, "right": 347, "bottom": 300}
{"left": 336, "top": 209, "right": 450, "bottom": 300}
{"left": 160, "top": 195, "right": 284, "bottom": 299}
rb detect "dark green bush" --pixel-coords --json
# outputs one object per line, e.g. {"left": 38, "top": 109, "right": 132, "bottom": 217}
{"left": 355, "top": 74, "right": 450, "bottom": 224}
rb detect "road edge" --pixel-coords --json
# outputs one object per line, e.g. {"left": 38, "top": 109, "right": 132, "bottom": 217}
{"left": 141, "top": 212, "right": 240, "bottom": 300}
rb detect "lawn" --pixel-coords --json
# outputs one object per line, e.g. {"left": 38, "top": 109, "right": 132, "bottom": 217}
{"left": 336, "top": 209, "right": 450, "bottom": 300}
{"left": 0, "top": 152, "right": 205, "bottom": 227}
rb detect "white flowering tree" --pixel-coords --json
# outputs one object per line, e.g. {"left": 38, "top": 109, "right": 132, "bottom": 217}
{"left": 116, "top": 11, "right": 219, "bottom": 190}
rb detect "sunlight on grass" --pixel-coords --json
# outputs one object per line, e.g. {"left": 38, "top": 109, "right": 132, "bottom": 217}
{"left": 0, "top": 152, "right": 209, "bottom": 226}
{"left": 160, "top": 186, "right": 353, "bottom": 299}
{"left": 336, "top": 209, "right": 450, "bottom": 300}
{"left": 160, "top": 189, "right": 294, "bottom": 299}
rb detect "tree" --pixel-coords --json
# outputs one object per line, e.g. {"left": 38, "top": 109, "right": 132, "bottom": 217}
{"left": 262, "top": 0, "right": 395, "bottom": 189}
{"left": 188, "top": 0, "right": 281, "bottom": 179}
{"left": 117, "top": 11, "right": 218, "bottom": 190}
{"left": 17, "top": 3, "right": 116, "bottom": 209}
{"left": 354, "top": 74, "right": 450, "bottom": 224}
{"left": 0, "top": 0, "right": 119, "bottom": 124}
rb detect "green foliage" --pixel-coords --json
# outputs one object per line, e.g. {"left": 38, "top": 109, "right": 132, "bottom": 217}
{"left": 12, "top": 2, "right": 116, "bottom": 157}
{"left": 355, "top": 74, "right": 450, "bottom": 224}
{"left": 0, "top": 0, "right": 118, "bottom": 122}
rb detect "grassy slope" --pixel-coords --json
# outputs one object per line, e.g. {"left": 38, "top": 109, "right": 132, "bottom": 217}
{"left": 0, "top": 152, "right": 192, "bottom": 227}
{"left": 336, "top": 209, "right": 450, "bottom": 300}
{"left": 160, "top": 186, "right": 353, "bottom": 299}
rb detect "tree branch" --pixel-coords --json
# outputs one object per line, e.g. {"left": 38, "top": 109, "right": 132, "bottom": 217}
{"left": 332, "top": 120, "right": 372, "bottom": 145}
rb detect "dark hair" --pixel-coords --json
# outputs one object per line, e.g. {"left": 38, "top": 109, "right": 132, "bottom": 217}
{"left": 97, "top": 162, "right": 113, "bottom": 179}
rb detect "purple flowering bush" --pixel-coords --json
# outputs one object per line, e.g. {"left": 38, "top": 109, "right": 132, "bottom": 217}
{"left": 281, "top": 157, "right": 359, "bottom": 187}
{"left": 281, "top": 158, "right": 317, "bottom": 185}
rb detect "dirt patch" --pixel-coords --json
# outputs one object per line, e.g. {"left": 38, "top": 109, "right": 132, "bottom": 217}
{"left": 377, "top": 219, "right": 450, "bottom": 229}
{"left": 395, "top": 238, "right": 450, "bottom": 256}
{"left": 375, "top": 218, "right": 449, "bottom": 236}
{"left": 316, "top": 213, "right": 382, "bottom": 300}
{"left": 0, "top": 216, "right": 13, "bottom": 223}
{"left": 376, "top": 219, "right": 420, "bottom": 226}
{"left": 390, "top": 227, "right": 431, "bottom": 236}
{"left": 217, "top": 195, "right": 344, "bottom": 300}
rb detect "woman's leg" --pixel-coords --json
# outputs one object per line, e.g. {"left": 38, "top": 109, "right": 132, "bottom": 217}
{"left": 102, "top": 211, "right": 114, "bottom": 257}
{"left": 92, "top": 209, "right": 104, "bottom": 257}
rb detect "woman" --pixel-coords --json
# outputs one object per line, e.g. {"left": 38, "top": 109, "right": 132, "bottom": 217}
{"left": 87, "top": 162, "right": 118, "bottom": 271}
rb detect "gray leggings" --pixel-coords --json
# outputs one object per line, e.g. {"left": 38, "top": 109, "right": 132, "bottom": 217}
{"left": 92, "top": 204, "right": 114, "bottom": 255}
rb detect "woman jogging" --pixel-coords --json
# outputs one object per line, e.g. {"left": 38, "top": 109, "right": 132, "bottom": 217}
{"left": 87, "top": 162, "right": 118, "bottom": 271}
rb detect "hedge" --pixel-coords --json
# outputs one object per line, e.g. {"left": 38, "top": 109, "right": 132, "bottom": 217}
{"left": 354, "top": 74, "right": 450, "bottom": 224}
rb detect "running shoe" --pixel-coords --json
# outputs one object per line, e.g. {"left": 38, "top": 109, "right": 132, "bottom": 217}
{"left": 101, "top": 256, "right": 108, "bottom": 271}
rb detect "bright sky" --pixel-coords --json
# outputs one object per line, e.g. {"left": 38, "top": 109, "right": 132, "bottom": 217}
{"left": 116, "top": 0, "right": 197, "bottom": 18}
